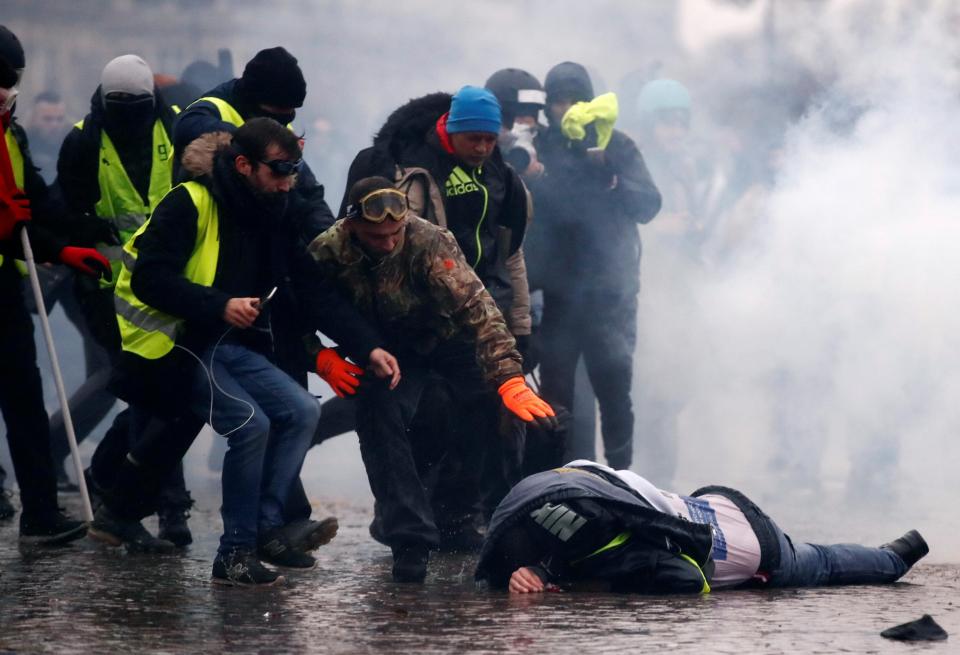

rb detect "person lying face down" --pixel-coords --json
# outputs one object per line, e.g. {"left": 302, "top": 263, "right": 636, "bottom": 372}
{"left": 475, "top": 460, "right": 928, "bottom": 594}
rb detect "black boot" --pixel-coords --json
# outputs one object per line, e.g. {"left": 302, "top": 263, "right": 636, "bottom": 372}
{"left": 392, "top": 545, "right": 429, "bottom": 583}
{"left": 257, "top": 528, "right": 317, "bottom": 569}
{"left": 281, "top": 516, "right": 338, "bottom": 552}
{"left": 88, "top": 505, "right": 175, "bottom": 554}
{"left": 881, "top": 529, "right": 929, "bottom": 568}
{"left": 157, "top": 492, "right": 194, "bottom": 548}
{"left": 19, "top": 509, "right": 87, "bottom": 546}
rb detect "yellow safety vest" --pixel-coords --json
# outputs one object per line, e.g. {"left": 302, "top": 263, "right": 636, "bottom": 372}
{"left": 113, "top": 181, "right": 220, "bottom": 360}
{"left": 0, "top": 128, "right": 26, "bottom": 270}
{"left": 192, "top": 96, "right": 245, "bottom": 128}
{"left": 74, "top": 117, "right": 175, "bottom": 287}
{"left": 189, "top": 96, "right": 294, "bottom": 130}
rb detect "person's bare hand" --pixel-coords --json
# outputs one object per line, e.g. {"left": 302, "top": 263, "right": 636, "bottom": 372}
{"left": 223, "top": 297, "right": 260, "bottom": 329}
{"left": 368, "top": 347, "right": 401, "bottom": 389}
{"left": 509, "top": 567, "right": 545, "bottom": 594}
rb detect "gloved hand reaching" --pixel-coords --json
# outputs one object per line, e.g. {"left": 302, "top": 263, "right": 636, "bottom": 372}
{"left": 316, "top": 347, "right": 364, "bottom": 398}
{"left": 59, "top": 246, "right": 111, "bottom": 281}
{"left": 498, "top": 376, "right": 558, "bottom": 430}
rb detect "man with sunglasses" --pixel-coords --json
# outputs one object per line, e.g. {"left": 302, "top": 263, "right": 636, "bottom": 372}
{"left": 309, "top": 176, "right": 556, "bottom": 583}
{"left": 56, "top": 54, "right": 195, "bottom": 547}
{"left": 95, "top": 120, "right": 399, "bottom": 586}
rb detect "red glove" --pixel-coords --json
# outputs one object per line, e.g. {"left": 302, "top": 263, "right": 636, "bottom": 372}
{"left": 498, "top": 376, "right": 559, "bottom": 431}
{"left": 315, "top": 347, "right": 364, "bottom": 398}
{"left": 0, "top": 190, "right": 30, "bottom": 241}
{"left": 59, "top": 246, "right": 112, "bottom": 281}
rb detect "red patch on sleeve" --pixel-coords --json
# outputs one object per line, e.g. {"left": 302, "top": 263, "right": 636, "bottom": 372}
{"left": 443, "top": 259, "right": 455, "bottom": 270}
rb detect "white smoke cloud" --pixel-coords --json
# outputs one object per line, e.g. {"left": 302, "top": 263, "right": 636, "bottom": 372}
{"left": 636, "top": 1, "right": 960, "bottom": 556}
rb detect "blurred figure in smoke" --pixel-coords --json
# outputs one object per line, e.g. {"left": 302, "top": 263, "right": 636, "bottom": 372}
{"left": 340, "top": 86, "right": 534, "bottom": 550}
{"left": 527, "top": 61, "right": 661, "bottom": 471}
{"left": 57, "top": 54, "right": 194, "bottom": 545}
{"left": 24, "top": 91, "right": 67, "bottom": 183}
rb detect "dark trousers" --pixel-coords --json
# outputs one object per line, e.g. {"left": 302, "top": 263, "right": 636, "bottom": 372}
{"left": 0, "top": 264, "right": 59, "bottom": 517}
{"left": 357, "top": 341, "right": 492, "bottom": 550}
{"left": 103, "top": 404, "right": 204, "bottom": 521}
{"left": 79, "top": 284, "right": 191, "bottom": 513}
{"left": 539, "top": 291, "right": 637, "bottom": 469}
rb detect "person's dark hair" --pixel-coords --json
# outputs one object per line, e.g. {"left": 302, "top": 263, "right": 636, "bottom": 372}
{"left": 231, "top": 116, "right": 301, "bottom": 164}
{"left": 34, "top": 90, "right": 61, "bottom": 105}
{"left": 346, "top": 176, "right": 396, "bottom": 215}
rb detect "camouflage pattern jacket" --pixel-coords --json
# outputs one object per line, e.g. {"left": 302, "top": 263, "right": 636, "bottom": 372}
{"left": 308, "top": 216, "right": 523, "bottom": 385}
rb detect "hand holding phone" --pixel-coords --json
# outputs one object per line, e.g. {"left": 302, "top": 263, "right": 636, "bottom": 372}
{"left": 257, "top": 286, "right": 278, "bottom": 310}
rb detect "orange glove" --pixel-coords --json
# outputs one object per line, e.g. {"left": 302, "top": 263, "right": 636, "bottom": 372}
{"left": 315, "top": 347, "right": 364, "bottom": 398}
{"left": 59, "top": 246, "right": 112, "bottom": 281}
{"left": 498, "top": 376, "right": 559, "bottom": 430}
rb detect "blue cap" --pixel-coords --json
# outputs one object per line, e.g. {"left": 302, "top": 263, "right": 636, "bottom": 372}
{"left": 447, "top": 85, "right": 502, "bottom": 134}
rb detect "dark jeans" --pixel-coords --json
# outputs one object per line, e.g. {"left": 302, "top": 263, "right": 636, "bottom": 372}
{"left": 357, "top": 341, "right": 492, "bottom": 550}
{"left": 191, "top": 343, "right": 319, "bottom": 554}
{"left": 768, "top": 522, "right": 908, "bottom": 587}
{"left": 539, "top": 291, "right": 637, "bottom": 469}
{"left": 0, "top": 264, "right": 59, "bottom": 517}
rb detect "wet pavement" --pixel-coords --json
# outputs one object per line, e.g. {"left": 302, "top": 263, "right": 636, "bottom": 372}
{"left": 0, "top": 494, "right": 956, "bottom": 655}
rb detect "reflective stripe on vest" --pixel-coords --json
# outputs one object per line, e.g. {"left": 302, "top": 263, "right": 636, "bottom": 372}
{"left": 113, "top": 181, "right": 220, "bottom": 360}
{"left": 0, "top": 130, "right": 25, "bottom": 269}
{"left": 74, "top": 117, "right": 175, "bottom": 287}
{"left": 193, "top": 96, "right": 245, "bottom": 127}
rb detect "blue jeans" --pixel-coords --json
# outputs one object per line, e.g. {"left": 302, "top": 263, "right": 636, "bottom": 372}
{"left": 767, "top": 520, "right": 908, "bottom": 587}
{"left": 191, "top": 344, "right": 319, "bottom": 554}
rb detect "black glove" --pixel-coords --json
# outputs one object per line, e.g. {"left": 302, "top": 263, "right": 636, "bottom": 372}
{"left": 72, "top": 214, "right": 121, "bottom": 247}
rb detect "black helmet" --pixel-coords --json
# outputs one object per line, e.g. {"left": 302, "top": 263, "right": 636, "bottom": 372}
{"left": 485, "top": 68, "right": 545, "bottom": 123}
{"left": 0, "top": 25, "right": 24, "bottom": 89}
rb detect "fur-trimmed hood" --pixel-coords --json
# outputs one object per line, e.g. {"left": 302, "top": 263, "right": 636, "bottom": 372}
{"left": 179, "top": 130, "right": 233, "bottom": 179}
{"left": 373, "top": 92, "right": 451, "bottom": 162}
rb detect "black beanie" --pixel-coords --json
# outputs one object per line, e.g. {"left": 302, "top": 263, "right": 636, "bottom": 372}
{"left": 239, "top": 47, "right": 306, "bottom": 108}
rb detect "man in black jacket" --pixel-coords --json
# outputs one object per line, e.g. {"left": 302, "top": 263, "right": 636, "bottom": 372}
{"left": 56, "top": 54, "right": 196, "bottom": 544}
{"left": 477, "top": 461, "right": 928, "bottom": 594}
{"left": 527, "top": 62, "right": 662, "bottom": 471}
{"left": 91, "top": 119, "right": 399, "bottom": 586}
{"left": 0, "top": 24, "right": 111, "bottom": 543}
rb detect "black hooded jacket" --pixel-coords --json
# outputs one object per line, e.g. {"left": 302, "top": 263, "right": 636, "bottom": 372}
{"left": 57, "top": 86, "right": 179, "bottom": 218}
{"left": 172, "top": 79, "right": 336, "bottom": 236}
{"left": 341, "top": 93, "right": 528, "bottom": 311}
{"left": 527, "top": 63, "right": 661, "bottom": 298}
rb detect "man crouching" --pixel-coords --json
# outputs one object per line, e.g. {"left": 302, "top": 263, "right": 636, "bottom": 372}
{"left": 308, "top": 177, "right": 556, "bottom": 582}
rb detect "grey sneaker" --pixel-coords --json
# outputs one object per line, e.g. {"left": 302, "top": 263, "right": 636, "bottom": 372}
{"left": 212, "top": 549, "right": 285, "bottom": 587}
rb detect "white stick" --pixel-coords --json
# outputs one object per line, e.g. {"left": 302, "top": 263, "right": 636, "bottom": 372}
{"left": 19, "top": 228, "right": 94, "bottom": 523}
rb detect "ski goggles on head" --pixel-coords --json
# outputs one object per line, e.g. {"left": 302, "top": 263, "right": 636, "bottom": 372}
{"left": 259, "top": 157, "right": 304, "bottom": 176}
{"left": 345, "top": 188, "right": 408, "bottom": 223}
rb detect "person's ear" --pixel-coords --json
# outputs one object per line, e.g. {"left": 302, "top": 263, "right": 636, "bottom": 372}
{"left": 235, "top": 154, "right": 252, "bottom": 176}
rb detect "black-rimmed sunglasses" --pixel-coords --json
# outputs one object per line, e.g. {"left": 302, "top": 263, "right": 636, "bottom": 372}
{"left": 259, "top": 158, "right": 304, "bottom": 176}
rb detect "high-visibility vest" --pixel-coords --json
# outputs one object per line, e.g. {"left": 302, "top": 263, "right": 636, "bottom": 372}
{"left": 0, "top": 128, "right": 26, "bottom": 270}
{"left": 113, "top": 181, "right": 220, "bottom": 360}
{"left": 192, "top": 96, "right": 245, "bottom": 128}
{"left": 189, "top": 96, "right": 293, "bottom": 130}
{"left": 75, "top": 117, "right": 175, "bottom": 287}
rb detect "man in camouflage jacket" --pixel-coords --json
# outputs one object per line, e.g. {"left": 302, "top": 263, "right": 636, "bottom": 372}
{"left": 308, "top": 176, "right": 556, "bottom": 583}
